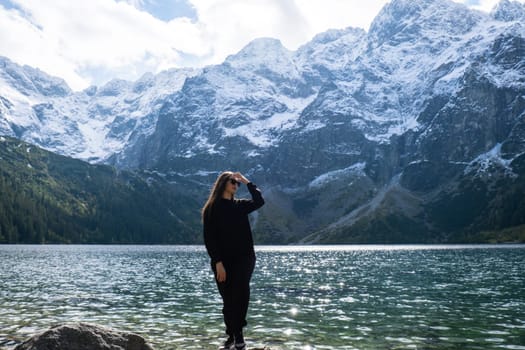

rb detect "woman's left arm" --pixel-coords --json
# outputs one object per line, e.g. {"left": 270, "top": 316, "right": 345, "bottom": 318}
{"left": 233, "top": 172, "right": 265, "bottom": 214}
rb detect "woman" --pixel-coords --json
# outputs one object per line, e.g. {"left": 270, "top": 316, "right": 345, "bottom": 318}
{"left": 202, "top": 171, "right": 265, "bottom": 350}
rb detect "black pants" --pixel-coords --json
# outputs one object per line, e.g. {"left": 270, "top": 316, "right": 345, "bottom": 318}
{"left": 212, "top": 257, "right": 256, "bottom": 336}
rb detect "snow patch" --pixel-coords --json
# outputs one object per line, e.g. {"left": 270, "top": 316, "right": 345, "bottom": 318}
{"left": 76, "top": 120, "right": 109, "bottom": 160}
{"left": 464, "top": 143, "right": 515, "bottom": 176}
{"left": 222, "top": 94, "right": 317, "bottom": 147}
{"left": 302, "top": 120, "right": 326, "bottom": 133}
{"left": 195, "top": 170, "right": 218, "bottom": 176}
{"left": 368, "top": 116, "right": 421, "bottom": 142}
{"left": 309, "top": 162, "right": 366, "bottom": 188}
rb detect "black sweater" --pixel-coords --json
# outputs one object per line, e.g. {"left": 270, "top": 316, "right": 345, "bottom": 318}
{"left": 203, "top": 182, "right": 264, "bottom": 265}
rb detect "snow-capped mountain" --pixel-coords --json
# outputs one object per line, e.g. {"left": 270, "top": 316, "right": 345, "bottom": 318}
{"left": 0, "top": 57, "right": 199, "bottom": 162}
{"left": 1, "top": 0, "right": 525, "bottom": 243}
{"left": 492, "top": 0, "right": 525, "bottom": 21}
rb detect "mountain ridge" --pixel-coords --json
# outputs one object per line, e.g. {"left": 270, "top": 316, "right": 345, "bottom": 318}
{"left": 1, "top": 0, "right": 525, "bottom": 243}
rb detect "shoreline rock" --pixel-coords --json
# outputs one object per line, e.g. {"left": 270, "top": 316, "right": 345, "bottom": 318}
{"left": 14, "top": 323, "right": 154, "bottom": 350}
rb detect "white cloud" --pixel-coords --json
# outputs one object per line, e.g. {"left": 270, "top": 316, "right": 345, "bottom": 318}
{"left": 0, "top": 0, "right": 198, "bottom": 89}
{"left": 0, "top": 2, "right": 89, "bottom": 89}
{"left": 124, "top": 0, "right": 147, "bottom": 7}
{"left": 294, "top": 1, "right": 387, "bottom": 34}
{"left": 0, "top": 0, "right": 523, "bottom": 91}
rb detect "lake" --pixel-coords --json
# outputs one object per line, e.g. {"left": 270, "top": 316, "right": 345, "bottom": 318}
{"left": 0, "top": 244, "right": 524, "bottom": 350}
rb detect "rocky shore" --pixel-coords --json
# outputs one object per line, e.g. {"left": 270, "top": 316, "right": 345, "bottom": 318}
{"left": 13, "top": 323, "right": 270, "bottom": 350}
{"left": 13, "top": 323, "right": 153, "bottom": 350}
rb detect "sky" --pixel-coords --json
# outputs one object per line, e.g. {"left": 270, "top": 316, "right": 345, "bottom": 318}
{"left": 0, "top": 0, "right": 521, "bottom": 91}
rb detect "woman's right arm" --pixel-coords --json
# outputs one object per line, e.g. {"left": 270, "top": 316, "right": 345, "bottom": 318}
{"left": 203, "top": 212, "right": 224, "bottom": 266}
{"left": 204, "top": 217, "right": 227, "bottom": 282}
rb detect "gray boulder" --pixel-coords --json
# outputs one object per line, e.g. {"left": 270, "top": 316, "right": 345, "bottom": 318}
{"left": 14, "top": 323, "right": 154, "bottom": 350}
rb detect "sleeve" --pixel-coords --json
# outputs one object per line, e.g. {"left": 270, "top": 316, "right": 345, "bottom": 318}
{"left": 203, "top": 211, "right": 223, "bottom": 265}
{"left": 239, "top": 182, "right": 265, "bottom": 214}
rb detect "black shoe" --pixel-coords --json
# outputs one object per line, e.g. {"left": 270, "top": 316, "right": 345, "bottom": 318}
{"left": 234, "top": 332, "right": 246, "bottom": 350}
{"left": 219, "top": 335, "right": 234, "bottom": 350}
{"left": 234, "top": 342, "right": 246, "bottom": 350}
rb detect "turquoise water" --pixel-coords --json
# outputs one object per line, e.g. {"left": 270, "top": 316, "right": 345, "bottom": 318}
{"left": 0, "top": 245, "right": 524, "bottom": 350}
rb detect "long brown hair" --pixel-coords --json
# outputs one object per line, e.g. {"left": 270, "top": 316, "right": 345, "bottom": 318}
{"left": 201, "top": 171, "right": 235, "bottom": 222}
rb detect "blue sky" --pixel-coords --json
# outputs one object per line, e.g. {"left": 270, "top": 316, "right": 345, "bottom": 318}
{"left": 0, "top": 0, "right": 521, "bottom": 90}
{"left": 0, "top": 0, "right": 198, "bottom": 19}
{"left": 122, "top": 0, "right": 197, "bottom": 21}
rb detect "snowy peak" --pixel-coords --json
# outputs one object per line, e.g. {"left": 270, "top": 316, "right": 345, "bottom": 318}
{"left": 491, "top": 0, "right": 525, "bottom": 22}
{"left": 295, "top": 27, "right": 366, "bottom": 72}
{"left": 133, "top": 67, "right": 200, "bottom": 94}
{"left": 225, "top": 38, "right": 294, "bottom": 74}
{"left": 96, "top": 79, "right": 132, "bottom": 97}
{"left": 0, "top": 56, "right": 71, "bottom": 97}
{"left": 368, "top": 0, "right": 483, "bottom": 46}
{"left": 308, "top": 27, "right": 366, "bottom": 47}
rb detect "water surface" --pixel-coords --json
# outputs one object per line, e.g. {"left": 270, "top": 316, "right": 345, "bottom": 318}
{"left": 0, "top": 244, "right": 524, "bottom": 349}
